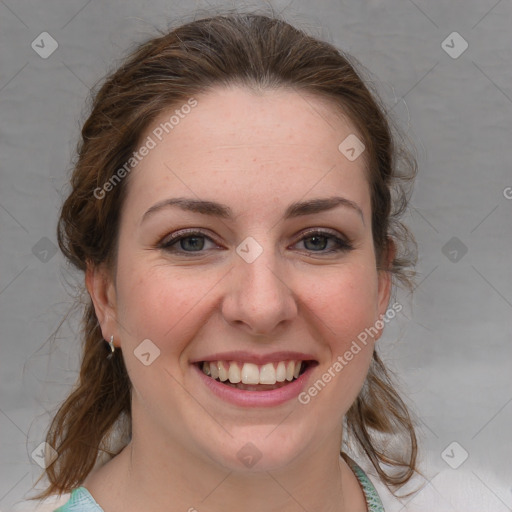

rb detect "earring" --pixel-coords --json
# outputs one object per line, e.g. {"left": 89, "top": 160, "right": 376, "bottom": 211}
{"left": 107, "top": 335, "right": 115, "bottom": 360}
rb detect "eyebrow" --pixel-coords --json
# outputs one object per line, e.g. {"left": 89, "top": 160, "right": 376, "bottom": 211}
{"left": 142, "top": 196, "right": 364, "bottom": 224}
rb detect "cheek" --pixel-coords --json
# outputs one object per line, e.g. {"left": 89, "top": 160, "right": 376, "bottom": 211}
{"left": 299, "top": 261, "right": 380, "bottom": 347}
{"left": 113, "top": 263, "right": 216, "bottom": 400}
{"left": 296, "top": 264, "right": 379, "bottom": 416}
{"left": 114, "top": 254, "right": 227, "bottom": 364}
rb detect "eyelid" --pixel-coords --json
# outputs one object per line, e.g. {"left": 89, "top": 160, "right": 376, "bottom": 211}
{"left": 295, "top": 227, "right": 349, "bottom": 241}
{"left": 291, "top": 227, "right": 352, "bottom": 247}
{"left": 158, "top": 228, "right": 221, "bottom": 249}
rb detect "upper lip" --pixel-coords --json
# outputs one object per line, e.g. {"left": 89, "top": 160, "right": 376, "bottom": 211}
{"left": 190, "top": 351, "right": 318, "bottom": 365}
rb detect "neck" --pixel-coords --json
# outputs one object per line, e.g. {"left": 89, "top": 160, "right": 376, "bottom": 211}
{"left": 84, "top": 411, "right": 367, "bottom": 512}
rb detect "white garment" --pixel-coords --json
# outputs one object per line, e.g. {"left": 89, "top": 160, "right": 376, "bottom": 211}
{"left": 368, "top": 467, "right": 511, "bottom": 511}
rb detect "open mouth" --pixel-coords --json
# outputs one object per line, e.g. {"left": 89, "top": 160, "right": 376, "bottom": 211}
{"left": 195, "top": 360, "right": 316, "bottom": 391}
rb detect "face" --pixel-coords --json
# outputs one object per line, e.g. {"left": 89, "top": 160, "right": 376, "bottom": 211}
{"left": 88, "top": 86, "right": 392, "bottom": 472}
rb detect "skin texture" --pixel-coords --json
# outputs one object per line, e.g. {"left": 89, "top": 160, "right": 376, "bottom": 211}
{"left": 85, "top": 86, "right": 393, "bottom": 512}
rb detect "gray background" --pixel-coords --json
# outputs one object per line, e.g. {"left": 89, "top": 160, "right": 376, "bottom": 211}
{"left": 0, "top": 0, "right": 511, "bottom": 510}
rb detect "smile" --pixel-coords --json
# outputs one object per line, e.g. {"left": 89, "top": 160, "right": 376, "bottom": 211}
{"left": 200, "top": 360, "right": 309, "bottom": 390}
{"left": 192, "top": 359, "right": 318, "bottom": 405}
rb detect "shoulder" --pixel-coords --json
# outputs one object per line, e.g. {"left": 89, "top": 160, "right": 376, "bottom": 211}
{"left": 360, "top": 461, "right": 510, "bottom": 511}
{"left": 10, "top": 488, "right": 103, "bottom": 512}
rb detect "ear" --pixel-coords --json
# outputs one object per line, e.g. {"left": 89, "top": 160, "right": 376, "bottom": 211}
{"left": 85, "top": 262, "right": 119, "bottom": 346}
{"left": 375, "top": 238, "right": 396, "bottom": 340}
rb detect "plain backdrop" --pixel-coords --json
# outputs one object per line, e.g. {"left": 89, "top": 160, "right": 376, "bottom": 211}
{"left": 0, "top": 0, "right": 511, "bottom": 510}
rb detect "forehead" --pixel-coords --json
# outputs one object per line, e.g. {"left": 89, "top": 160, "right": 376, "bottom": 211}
{"left": 124, "top": 86, "right": 370, "bottom": 220}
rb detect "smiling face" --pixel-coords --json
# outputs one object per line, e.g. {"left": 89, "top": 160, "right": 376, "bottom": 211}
{"left": 88, "top": 85, "right": 392, "bottom": 472}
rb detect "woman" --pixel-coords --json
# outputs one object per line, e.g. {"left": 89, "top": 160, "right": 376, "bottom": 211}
{"left": 30, "top": 11, "right": 419, "bottom": 511}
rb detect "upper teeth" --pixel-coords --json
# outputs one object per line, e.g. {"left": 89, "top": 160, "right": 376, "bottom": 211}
{"left": 202, "top": 360, "right": 303, "bottom": 385}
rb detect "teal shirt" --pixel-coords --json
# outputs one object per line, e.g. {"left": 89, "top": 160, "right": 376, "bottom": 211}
{"left": 54, "top": 487, "right": 103, "bottom": 512}
{"left": 54, "top": 456, "right": 385, "bottom": 511}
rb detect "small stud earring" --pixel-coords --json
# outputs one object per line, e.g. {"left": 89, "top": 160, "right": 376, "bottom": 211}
{"left": 107, "top": 335, "right": 115, "bottom": 359}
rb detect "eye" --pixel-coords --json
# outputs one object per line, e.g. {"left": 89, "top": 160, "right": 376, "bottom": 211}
{"left": 158, "top": 228, "right": 353, "bottom": 256}
{"left": 158, "top": 229, "right": 220, "bottom": 255}
{"left": 292, "top": 229, "right": 353, "bottom": 254}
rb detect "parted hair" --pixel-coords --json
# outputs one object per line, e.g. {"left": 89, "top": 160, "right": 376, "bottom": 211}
{"left": 34, "top": 10, "right": 418, "bottom": 499}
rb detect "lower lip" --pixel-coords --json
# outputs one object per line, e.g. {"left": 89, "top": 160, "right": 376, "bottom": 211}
{"left": 193, "top": 363, "right": 316, "bottom": 407}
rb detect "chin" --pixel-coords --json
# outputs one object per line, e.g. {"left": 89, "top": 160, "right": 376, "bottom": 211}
{"left": 200, "top": 426, "right": 311, "bottom": 473}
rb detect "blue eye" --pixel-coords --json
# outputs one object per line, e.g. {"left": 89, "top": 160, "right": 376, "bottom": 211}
{"left": 159, "top": 230, "right": 218, "bottom": 254}
{"left": 293, "top": 230, "right": 353, "bottom": 253}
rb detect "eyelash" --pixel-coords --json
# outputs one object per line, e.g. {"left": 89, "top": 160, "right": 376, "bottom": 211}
{"left": 158, "top": 228, "right": 353, "bottom": 256}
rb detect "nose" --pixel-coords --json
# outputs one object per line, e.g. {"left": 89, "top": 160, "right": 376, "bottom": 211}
{"left": 221, "top": 248, "right": 298, "bottom": 336}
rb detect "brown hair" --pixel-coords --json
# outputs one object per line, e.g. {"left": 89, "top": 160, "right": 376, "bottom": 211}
{"left": 34, "top": 10, "right": 418, "bottom": 499}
